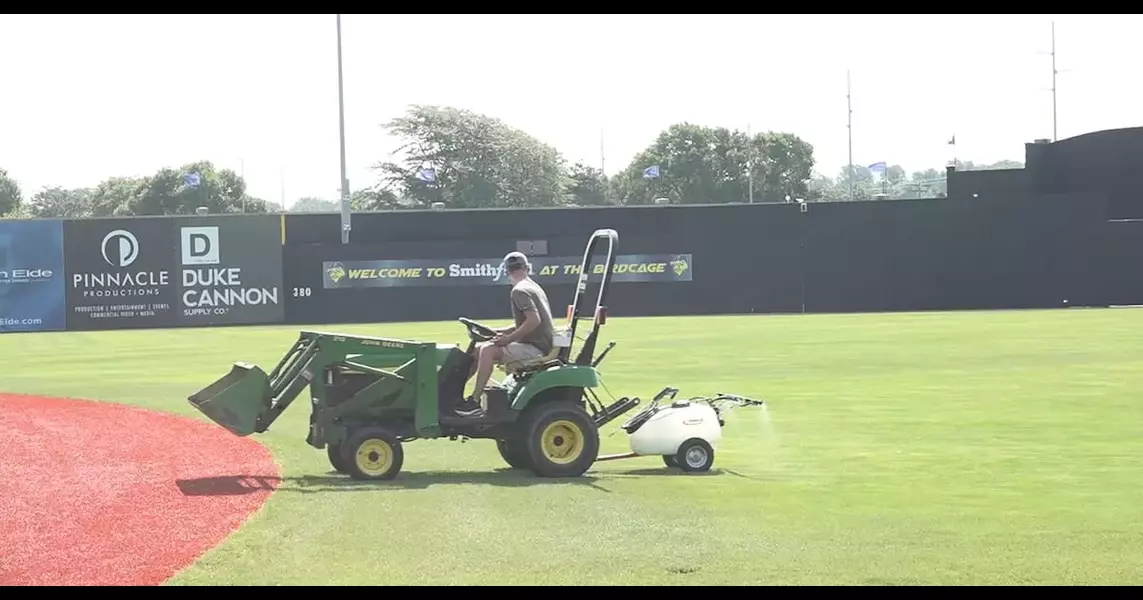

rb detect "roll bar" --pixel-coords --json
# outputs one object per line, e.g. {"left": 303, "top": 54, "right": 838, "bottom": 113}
{"left": 562, "top": 228, "right": 619, "bottom": 366}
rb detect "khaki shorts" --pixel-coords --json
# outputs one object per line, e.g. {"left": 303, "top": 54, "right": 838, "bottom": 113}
{"left": 501, "top": 342, "right": 544, "bottom": 363}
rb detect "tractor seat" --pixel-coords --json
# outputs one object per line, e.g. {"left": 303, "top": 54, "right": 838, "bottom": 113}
{"left": 499, "top": 326, "right": 571, "bottom": 375}
{"left": 500, "top": 345, "right": 563, "bottom": 375}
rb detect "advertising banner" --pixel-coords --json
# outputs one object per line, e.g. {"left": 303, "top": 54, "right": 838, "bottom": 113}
{"left": 0, "top": 220, "right": 67, "bottom": 333}
{"left": 64, "top": 218, "right": 178, "bottom": 330}
{"left": 323, "top": 253, "right": 693, "bottom": 289}
{"left": 174, "top": 215, "right": 284, "bottom": 326}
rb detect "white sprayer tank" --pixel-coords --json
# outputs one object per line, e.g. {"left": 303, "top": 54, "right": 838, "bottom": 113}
{"left": 628, "top": 401, "right": 723, "bottom": 456}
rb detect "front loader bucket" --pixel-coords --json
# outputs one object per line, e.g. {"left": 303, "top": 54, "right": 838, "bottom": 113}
{"left": 187, "top": 362, "right": 272, "bottom": 437}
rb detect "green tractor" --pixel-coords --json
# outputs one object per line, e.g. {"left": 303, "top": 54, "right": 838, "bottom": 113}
{"left": 187, "top": 228, "right": 641, "bottom": 480}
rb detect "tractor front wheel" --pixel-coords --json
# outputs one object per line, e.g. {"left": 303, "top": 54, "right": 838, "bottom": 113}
{"left": 341, "top": 427, "right": 404, "bottom": 481}
{"left": 496, "top": 438, "right": 531, "bottom": 470}
{"left": 521, "top": 401, "right": 599, "bottom": 478}
{"left": 327, "top": 444, "right": 350, "bottom": 474}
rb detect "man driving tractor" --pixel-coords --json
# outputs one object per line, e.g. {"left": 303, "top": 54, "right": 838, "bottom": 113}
{"left": 455, "top": 251, "right": 555, "bottom": 417}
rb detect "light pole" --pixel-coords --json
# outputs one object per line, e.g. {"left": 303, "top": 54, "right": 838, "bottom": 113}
{"left": 846, "top": 70, "right": 854, "bottom": 202}
{"left": 336, "top": 14, "right": 350, "bottom": 244}
{"left": 1050, "top": 20, "right": 1058, "bottom": 141}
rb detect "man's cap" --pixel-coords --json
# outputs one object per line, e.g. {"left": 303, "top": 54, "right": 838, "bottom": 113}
{"left": 501, "top": 251, "right": 530, "bottom": 271}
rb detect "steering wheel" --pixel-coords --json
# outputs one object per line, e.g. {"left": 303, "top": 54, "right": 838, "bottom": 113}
{"left": 458, "top": 317, "right": 497, "bottom": 342}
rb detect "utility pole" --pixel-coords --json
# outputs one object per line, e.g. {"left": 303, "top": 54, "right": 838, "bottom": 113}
{"left": 336, "top": 14, "right": 351, "bottom": 244}
{"left": 846, "top": 70, "right": 854, "bottom": 202}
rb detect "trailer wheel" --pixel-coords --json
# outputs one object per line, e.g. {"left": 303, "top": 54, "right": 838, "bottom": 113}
{"left": 342, "top": 427, "right": 404, "bottom": 481}
{"left": 522, "top": 401, "right": 599, "bottom": 478}
{"left": 662, "top": 455, "right": 678, "bottom": 468}
{"left": 675, "top": 438, "right": 714, "bottom": 473}
{"left": 496, "top": 438, "right": 531, "bottom": 470}
{"left": 327, "top": 444, "right": 350, "bottom": 474}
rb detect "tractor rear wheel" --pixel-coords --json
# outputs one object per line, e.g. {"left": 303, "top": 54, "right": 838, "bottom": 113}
{"left": 496, "top": 438, "right": 531, "bottom": 469}
{"left": 327, "top": 444, "right": 350, "bottom": 474}
{"left": 521, "top": 401, "right": 599, "bottom": 478}
{"left": 341, "top": 427, "right": 404, "bottom": 481}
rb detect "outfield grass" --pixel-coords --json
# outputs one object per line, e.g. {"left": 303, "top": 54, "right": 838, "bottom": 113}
{"left": 4, "top": 309, "right": 1143, "bottom": 585}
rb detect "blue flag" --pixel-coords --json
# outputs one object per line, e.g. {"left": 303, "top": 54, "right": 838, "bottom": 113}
{"left": 642, "top": 165, "right": 660, "bottom": 179}
{"left": 416, "top": 168, "right": 436, "bottom": 183}
{"left": 867, "top": 162, "right": 886, "bottom": 173}
{"left": 184, "top": 172, "right": 201, "bottom": 187}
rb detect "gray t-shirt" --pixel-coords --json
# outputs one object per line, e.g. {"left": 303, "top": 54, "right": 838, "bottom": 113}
{"left": 510, "top": 278, "right": 555, "bottom": 354}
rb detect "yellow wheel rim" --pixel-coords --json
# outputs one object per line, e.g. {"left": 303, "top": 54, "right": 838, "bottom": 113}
{"left": 355, "top": 439, "right": 393, "bottom": 476}
{"left": 540, "top": 420, "right": 584, "bottom": 465}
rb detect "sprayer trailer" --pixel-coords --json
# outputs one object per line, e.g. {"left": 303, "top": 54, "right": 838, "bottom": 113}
{"left": 600, "top": 387, "right": 765, "bottom": 472}
{"left": 187, "top": 229, "right": 644, "bottom": 480}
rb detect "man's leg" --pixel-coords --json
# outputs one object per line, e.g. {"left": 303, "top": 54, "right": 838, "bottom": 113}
{"left": 456, "top": 343, "right": 504, "bottom": 416}
{"left": 470, "top": 343, "right": 503, "bottom": 402}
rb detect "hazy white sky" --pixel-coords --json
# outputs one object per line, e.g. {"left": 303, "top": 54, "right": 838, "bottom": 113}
{"left": 1, "top": 14, "right": 1140, "bottom": 205}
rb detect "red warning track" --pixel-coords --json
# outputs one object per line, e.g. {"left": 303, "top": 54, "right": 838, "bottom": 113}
{"left": 0, "top": 394, "right": 280, "bottom": 586}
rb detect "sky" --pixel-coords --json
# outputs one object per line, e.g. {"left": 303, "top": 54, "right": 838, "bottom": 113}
{"left": 1, "top": 14, "right": 1140, "bottom": 207}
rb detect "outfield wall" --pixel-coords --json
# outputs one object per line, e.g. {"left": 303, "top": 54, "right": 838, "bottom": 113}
{"left": 0, "top": 192, "right": 1133, "bottom": 334}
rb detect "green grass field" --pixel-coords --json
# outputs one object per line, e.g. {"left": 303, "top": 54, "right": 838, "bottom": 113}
{"left": 4, "top": 309, "right": 1143, "bottom": 585}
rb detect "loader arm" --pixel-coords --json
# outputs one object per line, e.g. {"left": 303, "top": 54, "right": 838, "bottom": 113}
{"left": 187, "top": 331, "right": 442, "bottom": 440}
{"left": 188, "top": 332, "right": 323, "bottom": 436}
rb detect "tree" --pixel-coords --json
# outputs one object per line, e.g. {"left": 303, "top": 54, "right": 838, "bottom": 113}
{"left": 349, "top": 186, "right": 402, "bottom": 211}
{"left": 0, "top": 168, "right": 22, "bottom": 216}
{"left": 806, "top": 159, "right": 1026, "bottom": 202}
{"left": 373, "top": 105, "right": 569, "bottom": 209}
{"left": 565, "top": 162, "right": 611, "bottom": 206}
{"left": 291, "top": 197, "right": 339, "bottom": 212}
{"left": 128, "top": 161, "right": 265, "bottom": 215}
{"left": 28, "top": 186, "right": 93, "bottom": 218}
{"left": 90, "top": 176, "right": 147, "bottom": 216}
{"left": 609, "top": 123, "right": 815, "bottom": 205}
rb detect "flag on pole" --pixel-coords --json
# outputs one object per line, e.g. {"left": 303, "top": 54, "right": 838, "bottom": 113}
{"left": 948, "top": 135, "right": 956, "bottom": 145}
{"left": 184, "top": 172, "right": 201, "bottom": 188}
{"left": 416, "top": 167, "right": 436, "bottom": 183}
{"left": 642, "top": 165, "right": 660, "bottom": 179}
{"left": 867, "top": 162, "right": 886, "bottom": 173}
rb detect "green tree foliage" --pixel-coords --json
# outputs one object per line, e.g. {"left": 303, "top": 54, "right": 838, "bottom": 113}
{"left": 1, "top": 104, "right": 1029, "bottom": 220}
{"left": 566, "top": 162, "right": 611, "bottom": 206}
{"left": 0, "top": 168, "right": 22, "bottom": 216}
{"left": 809, "top": 159, "right": 1025, "bottom": 202}
{"left": 2, "top": 161, "right": 272, "bottom": 219}
{"left": 28, "top": 186, "right": 93, "bottom": 218}
{"left": 608, "top": 124, "right": 815, "bottom": 205}
{"left": 374, "top": 105, "right": 569, "bottom": 209}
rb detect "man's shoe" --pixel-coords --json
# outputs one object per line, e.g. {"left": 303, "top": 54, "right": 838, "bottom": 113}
{"left": 454, "top": 396, "right": 484, "bottom": 417}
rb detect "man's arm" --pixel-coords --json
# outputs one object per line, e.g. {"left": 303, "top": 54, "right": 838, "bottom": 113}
{"left": 497, "top": 290, "right": 539, "bottom": 344}
{"left": 501, "top": 311, "right": 539, "bottom": 343}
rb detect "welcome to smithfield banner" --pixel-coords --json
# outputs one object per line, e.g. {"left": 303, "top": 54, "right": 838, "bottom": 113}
{"left": 322, "top": 253, "right": 693, "bottom": 289}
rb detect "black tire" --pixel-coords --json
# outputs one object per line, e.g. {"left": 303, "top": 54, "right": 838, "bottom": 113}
{"left": 675, "top": 438, "right": 714, "bottom": 473}
{"left": 327, "top": 443, "right": 350, "bottom": 474}
{"left": 662, "top": 455, "right": 678, "bottom": 468}
{"left": 521, "top": 401, "right": 600, "bottom": 478}
{"left": 496, "top": 438, "right": 531, "bottom": 469}
{"left": 341, "top": 427, "right": 404, "bottom": 481}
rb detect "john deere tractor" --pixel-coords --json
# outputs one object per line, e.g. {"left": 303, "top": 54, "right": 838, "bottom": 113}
{"left": 188, "top": 229, "right": 640, "bottom": 480}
